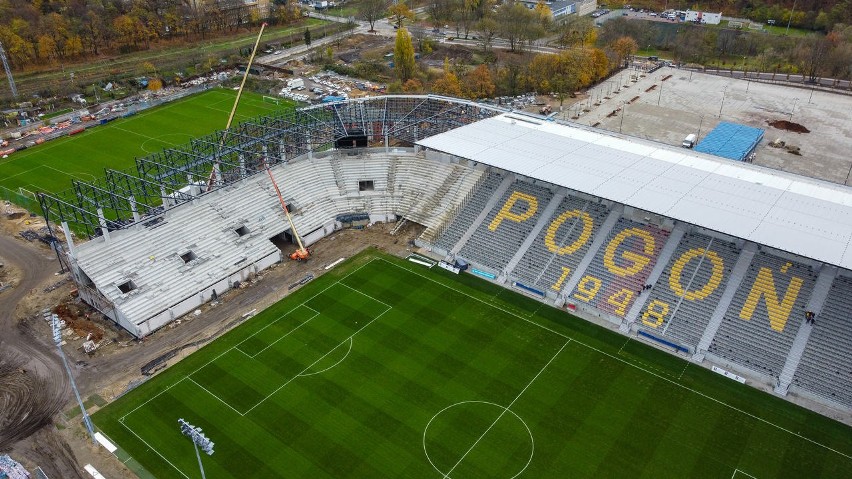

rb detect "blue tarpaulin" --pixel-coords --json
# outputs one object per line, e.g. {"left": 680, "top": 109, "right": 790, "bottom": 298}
{"left": 694, "top": 122, "right": 764, "bottom": 162}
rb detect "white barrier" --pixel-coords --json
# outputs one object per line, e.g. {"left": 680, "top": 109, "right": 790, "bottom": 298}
{"left": 325, "top": 257, "right": 346, "bottom": 270}
{"left": 84, "top": 464, "right": 107, "bottom": 479}
{"left": 438, "top": 261, "right": 461, "bottom": 274}
{"left": 94, "top": 432, "right": 117, "bottom": 453}
{"left": 712, "top": 365, "right": 747, "bottom": 384}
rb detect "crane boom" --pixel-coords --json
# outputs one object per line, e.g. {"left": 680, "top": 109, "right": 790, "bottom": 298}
{"left": 206, "top": 23, "right": 267, "bottom": 191}
{"left": 264, "top": 160, "right": 309, "bottom": 260}
{"left": 0, "top": 41, "right": 18, "bottom": 99}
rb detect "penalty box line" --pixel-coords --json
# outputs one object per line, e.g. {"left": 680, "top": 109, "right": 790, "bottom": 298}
{"left": 116, "top": 259, "right": 381, "bottom": 479}
{"left": 239, "top": 305, "right": 393, "bottom": 415}
{"left": 119, "top": 259, "right": 378, "bottom": 422}
{"left": 234, "top": 305, "right": 320, "bottom": 358}
{"left": 378, "top": 258, "right": 852, "bottom": 464}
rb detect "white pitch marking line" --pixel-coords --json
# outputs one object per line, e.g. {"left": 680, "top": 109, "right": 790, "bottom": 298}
{"left": 187, "top": 378, "right": 244, "bottom": 416}
{"left": 731, "top": 468, "right": 758, "bottom": 479}
{"left": 298, "top": 337, "right": 354, "bottom": 377}
{"left": 336, "top": 281, "right": 393, "bottom": 310}
{"left": 380, "top": 258, "right": 852, "bottom": 463}
{"left": 442, "top": 339, "right": 571, "bottom": 479}
{"left": 236, "top": 309, "right": 320, "bottom": 358}
{"left": 119, "top": 417, "right": 191, "bottom": 479}
{"left": 241, "top": 305, "right": 392, "bottom": 416}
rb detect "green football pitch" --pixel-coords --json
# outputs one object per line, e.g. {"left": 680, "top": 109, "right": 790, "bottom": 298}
{"left": 0, "top": 89, "right": 294, "bottom": 197}
{"left": 93, "top": 252, "right": 852, "bottom": 479}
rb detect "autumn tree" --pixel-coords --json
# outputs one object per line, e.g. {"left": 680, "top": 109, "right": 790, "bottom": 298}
{"left": 475, "top": 16, "right": 497, "bottom": 52}
{"left": 464, "top": 64, "right": 495, "bottom": 99}
{"left": 432, "top": 58, "right": 464, "bottom": 97}
{"left": 394, "top": 26, "right": 416, "bottom": 82}
{"left": 495, "top": 1, "right": 532, "bottom": 52}
{"left": 402, "top": 78, "right": 423, "bottom": 93}
{"left": 388, "top": 1, "right": 415, "bottom": 28}
{"left": 360, "top": 0, "right": 389, "bottom": 32}
{"left": 609, "top": 36, "right": 638, "bottom": 68}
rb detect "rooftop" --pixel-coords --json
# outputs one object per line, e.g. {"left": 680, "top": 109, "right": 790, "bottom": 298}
{"left": 417, "top": 113, "right": 852, "bottom": 270}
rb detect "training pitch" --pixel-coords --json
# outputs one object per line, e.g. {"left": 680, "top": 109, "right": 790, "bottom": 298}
{"left": 93, "top": 252, "right": 852, "bottom": 478}
{"left": 0, "top": 89, "right": 294, "bottom": 197}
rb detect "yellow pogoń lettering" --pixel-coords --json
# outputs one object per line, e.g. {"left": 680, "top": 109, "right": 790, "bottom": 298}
{"left": 738, "top": 267, "right": 804, "bottom": 332}
{"left": 488, "top": 191, "right": 538, "bottom": 231}
{"left": 573, "top": 275, "right": 602, "bottom": 302}
{"left": 603, "top": 228, "right": 657, "bottom": 277}
{"left": 641, "top": 300, "right": 671, "bottom": 328}
{"left": 669, "top": 249, "right": 725, "bottom": 301}
{"left": 607, "top": 289, "right": 636, "bottom": 316}
{"left": 552, "top": 266, "right": 572, "bottom": 291}
{"left": 544, "top": 209, "right": 594, "bottom": 255}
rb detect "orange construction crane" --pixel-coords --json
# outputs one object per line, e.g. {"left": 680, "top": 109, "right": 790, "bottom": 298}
{"left": 263, "top": 159, "right": 310, "bottom": 261}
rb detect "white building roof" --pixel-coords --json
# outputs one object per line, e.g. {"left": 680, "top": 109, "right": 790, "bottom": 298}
{"left": 417, "top": 114, "right": 852, "bottom": 270}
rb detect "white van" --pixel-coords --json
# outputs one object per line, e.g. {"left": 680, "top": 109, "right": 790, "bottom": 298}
{"left": 682, "top": 133, "right": 697, "bottom": 148}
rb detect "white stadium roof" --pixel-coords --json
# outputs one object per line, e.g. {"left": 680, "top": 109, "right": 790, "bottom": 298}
{"left": 417, "top": 113, "right": 852, "bottom": 270}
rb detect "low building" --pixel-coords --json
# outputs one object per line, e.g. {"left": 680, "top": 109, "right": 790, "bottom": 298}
{"left": 684, "top": 10, "right": 722, "bottom": 25}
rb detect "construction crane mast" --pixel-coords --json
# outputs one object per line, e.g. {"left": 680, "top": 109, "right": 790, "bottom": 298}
{"left": 211, "top": 23, "right": 310, "bottom": 261}
{"left": 0, "top": 40, "right": 18, "bottom": 99}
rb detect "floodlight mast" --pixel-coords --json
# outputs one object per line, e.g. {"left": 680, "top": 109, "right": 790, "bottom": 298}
{"left": 179, "top": 418, "right": 214, "bottom": 479}
{"left": 51, "top": 315, "right": 96, "bottom": 445}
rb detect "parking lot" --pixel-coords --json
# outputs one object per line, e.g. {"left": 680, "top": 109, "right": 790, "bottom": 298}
{"left": 566, "top": 67, "right": 852, "bottom": 185}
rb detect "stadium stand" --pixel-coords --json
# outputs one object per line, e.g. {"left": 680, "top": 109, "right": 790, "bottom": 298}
{"left": 634, "top": 232, "right": 742, "bottom": 351}
{"left": 49, "top": 96, "right": 852, "bottom": 417}
{"left": 510, "top": 194, "right": 611, "bottom": 292}
{"left": 432, "top": 172, "right": 505, "bottom": 254}
{"left": 792, "top": 274, "right": 852, "bottom": 408}
{"left": 457, "top": 180, "right": 555, "bottom": 272}
{"left": 708, "top": 251, "right": 818, "bottom": 379}
{"left": 392, "top": 157, "right": 483, "bottom": 236}
{"left": 568, "top": 218, "right": 670, "bottom": 318}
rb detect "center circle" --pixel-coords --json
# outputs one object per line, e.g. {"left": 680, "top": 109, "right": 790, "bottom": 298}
{"left": 423, "top": 401, "right": 534, "bottom": 478}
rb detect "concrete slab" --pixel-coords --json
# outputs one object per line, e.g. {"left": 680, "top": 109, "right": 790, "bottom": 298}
{"left": 561, "top": 67, "right": 852, "bottom": 185}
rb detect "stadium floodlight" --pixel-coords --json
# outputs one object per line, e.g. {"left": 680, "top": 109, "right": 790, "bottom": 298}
{"left": 179, "top": 418, "right": 215, "bottom": 478}
{"left": 51, "top": 315, "right": 96, "bottom": 445}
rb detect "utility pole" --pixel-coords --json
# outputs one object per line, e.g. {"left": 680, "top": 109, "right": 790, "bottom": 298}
{"left": 0, "top": 40, "right": 18, "bottom": 99}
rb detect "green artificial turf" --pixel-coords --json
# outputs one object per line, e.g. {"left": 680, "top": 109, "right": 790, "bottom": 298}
{"left": 93, "top": 251, "right": 852, "bottom": 478}
{"left": 0, "top": 89, "right": 295, "bottom": 197}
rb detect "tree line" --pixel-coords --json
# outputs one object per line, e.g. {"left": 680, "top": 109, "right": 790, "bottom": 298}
{"left": 0, "top": 0, "right": 305, "bottom": 69}
{"left": 622, "top": 0, "right": 851, "bottom": 33}
{"left": 598, "top": 17, "right": 852, "bottom": 81}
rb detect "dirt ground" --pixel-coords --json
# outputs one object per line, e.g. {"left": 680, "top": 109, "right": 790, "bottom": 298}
{"left": 0, "top": 206, "right": 425, "bottom": 477}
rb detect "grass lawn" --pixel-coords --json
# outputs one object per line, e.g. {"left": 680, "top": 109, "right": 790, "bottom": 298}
{"left": 0, "top": 89, "right": 296, "bottom": 197}
{"left": 93, "top": 251, "right": 852, "bottom": 479}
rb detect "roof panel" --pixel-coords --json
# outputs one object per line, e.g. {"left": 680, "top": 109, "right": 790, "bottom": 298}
{"left": 417, "top": 114, "right": 852, "bottom": 270}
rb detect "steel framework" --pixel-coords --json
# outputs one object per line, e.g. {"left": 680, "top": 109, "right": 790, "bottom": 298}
{"left": 38, "top": 95, "right": 504, "bottom": 238}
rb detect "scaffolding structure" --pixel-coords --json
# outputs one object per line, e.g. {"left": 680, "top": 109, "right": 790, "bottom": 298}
{"left": 38, "top": 95, "right": 503, "bottom": 238}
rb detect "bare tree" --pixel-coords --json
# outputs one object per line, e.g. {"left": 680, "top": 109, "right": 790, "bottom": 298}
{"left": 359, "top": 0, "right": 389, "bottom": 32}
